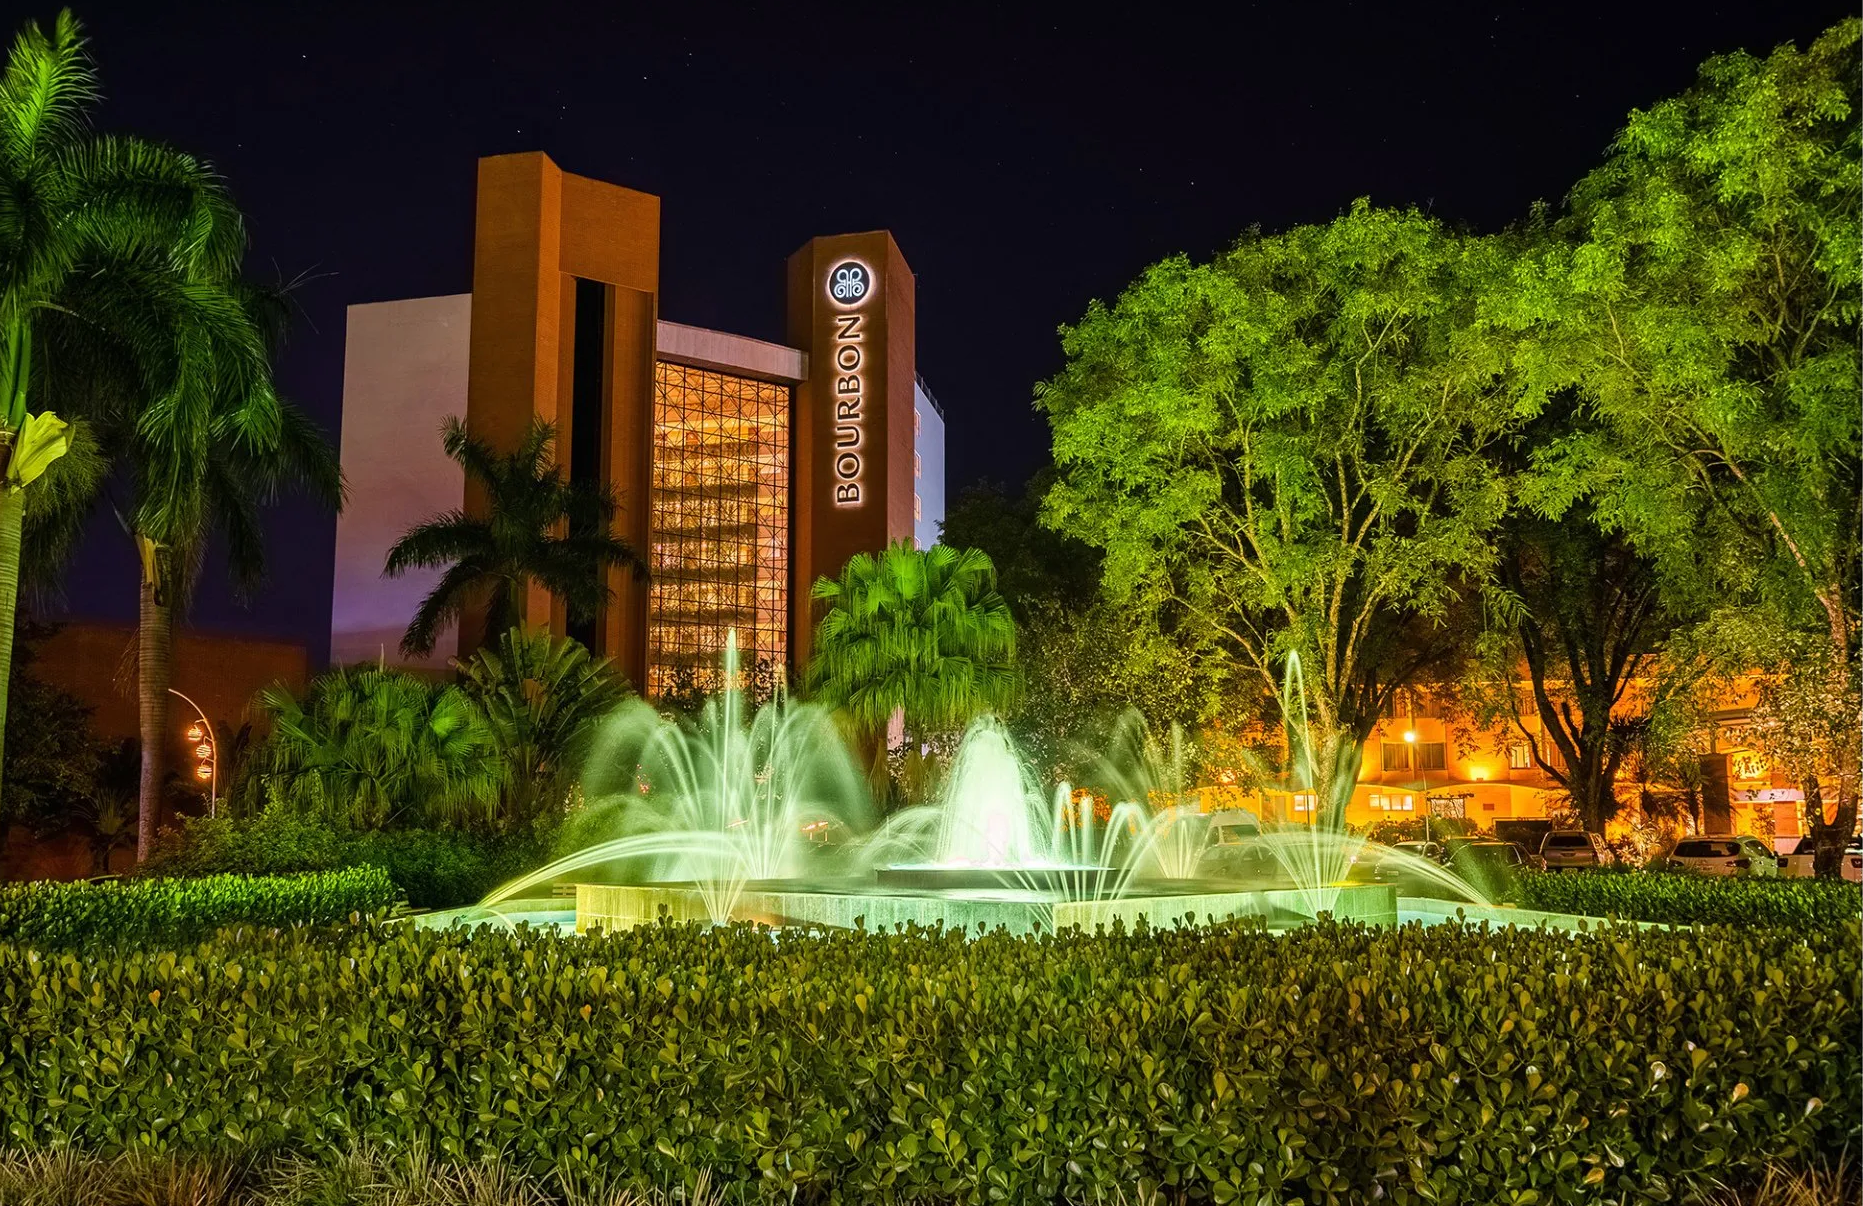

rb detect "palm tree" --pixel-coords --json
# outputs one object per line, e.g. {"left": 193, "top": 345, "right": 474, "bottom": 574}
{"left": 456, "top": 626, "right": 631, "bottom": 828}
{"left": 0, "top": 12, "right": 261, "bottom": 818}
{"left": 385, "top": 417, "right": 647, "bottom": 657}
{"left": 34, "top": 260, "right": 341, "bottom": 862}
{"left": 807, "top": 541, "right": 1020, "bottom": 752}
{"left": 242, "top": 665, "right": 501, "bottom": 831}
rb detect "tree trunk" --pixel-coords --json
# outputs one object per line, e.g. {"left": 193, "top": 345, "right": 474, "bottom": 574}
{"left": 0, "top": 488, "right": 20, "bottom": 819}
{"left": 137, "top": 567, "right": 174, "bottom": 862}
{"left": 1804, "top": 774, "right": 1858, "bottom": 878}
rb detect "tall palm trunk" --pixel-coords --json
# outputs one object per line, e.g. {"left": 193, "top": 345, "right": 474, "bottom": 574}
{"left": 0, "top": 483, "right": 22, "bottom": 816}
{"left": 136, "top": 537, "right": 173, "bottom": 861}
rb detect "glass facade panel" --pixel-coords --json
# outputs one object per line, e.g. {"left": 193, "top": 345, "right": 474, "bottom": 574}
{"left": 647, "top": 362, "right": 790, "bottom": 696}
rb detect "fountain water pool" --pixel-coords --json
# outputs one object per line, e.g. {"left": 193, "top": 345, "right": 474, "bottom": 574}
{"left": 452, "top": 638, "right": 1488, "bottom": 938}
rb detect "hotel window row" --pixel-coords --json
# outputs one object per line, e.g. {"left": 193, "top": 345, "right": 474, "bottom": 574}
{"left": 646, "top": 363, "right": 790, "bottom": 695}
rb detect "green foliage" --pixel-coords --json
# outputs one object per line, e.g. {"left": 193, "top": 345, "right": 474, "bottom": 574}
{"left": 0, "top": 916, "right": 1850, "bottom": 1202}
{"left": 1038, "top": 202, "right": 1513, "bottom": 815}
{"left": 147, "top": 808, "right": 544, "bottom": 910}
{"left": 1518, "top": 868, "right": 1862, "bottom": 928}
{"left": 457, "top": 627, "right": 631, "bottom": 828}
{"left": 0, "top": 625, "right": 105, "bottom": 838}
{"left": 941, "top": 479, "right": 1231, "bottom": 778}
{"left": 1506, "top": 21, "right": 1862, "bottom": 848}
{"left": 240, "top": 664, "right": 502, "bottom": 831}
{"left": 0, "top": 868, "right": 395, "bottom": 947}
{"left": 808, "top": 541, "right": 1018, "bottom": 744}
{"left": 385, "top": 418, "right": 646, "bottom": 657}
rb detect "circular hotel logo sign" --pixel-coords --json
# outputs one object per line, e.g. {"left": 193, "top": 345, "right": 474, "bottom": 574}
{"left": 828, "top": 261, "right": 871, "bottom": 307}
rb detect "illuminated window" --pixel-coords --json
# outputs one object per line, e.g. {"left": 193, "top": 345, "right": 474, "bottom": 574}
{"left": 1381, "top": 742, "right": 1410, "bottom": 772}
{"left": 1413, "top": 742, "right": 1446, "bottom": 772}
{"left": 1507, "top": 743, "right": 1533, "bottom": 770}
{"left": 1290, "top": 793, "right": 1316, "bottom": 813}
{"left": 1369, "top": 793, "right": 1391, "bottom": 810}
{"left": 647, "top": 363, "right": 790, "bottom": 696}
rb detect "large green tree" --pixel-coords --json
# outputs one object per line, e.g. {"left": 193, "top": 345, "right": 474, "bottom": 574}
{"left": 1038, "top": 203, "right": 1516, "bottom": 820}
{"left": 385, "top": 417, "right": 646, "bottom": 658}
{"left": 807, "top": 541, "right": 1018, "bottom": 753}
{"left": 1511, "top": 20, "right": 1861, "bottom": 867}
{"left": 0, "top": 11, "right": 267, "bottom": 820}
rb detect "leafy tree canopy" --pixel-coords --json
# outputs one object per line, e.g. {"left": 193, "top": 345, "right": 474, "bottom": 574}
{"left": 1039, "top": 202, "right": 1516, "bottom": 806}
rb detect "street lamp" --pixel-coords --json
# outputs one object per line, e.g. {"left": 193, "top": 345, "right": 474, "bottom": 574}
{"left": 170, "top": 688, "right": 216, "bottom": 817}
{"left": 1403, "top": 728, "right": 1428, "bottom": 842}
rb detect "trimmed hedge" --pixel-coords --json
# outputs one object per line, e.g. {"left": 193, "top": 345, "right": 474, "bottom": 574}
{"left": 0, "top": 869, "right": 398, "bottom": 947}
{"left": 1, "top": 916, "right": 1852, "bottom": 1203}
{"left": 145, "top": 810, "right": 546, "bottom": 908}
{"left": 1517, "top": 868, "right": 1862, "bottom": 927}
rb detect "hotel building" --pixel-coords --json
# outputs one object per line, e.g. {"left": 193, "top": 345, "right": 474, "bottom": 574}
{"left": 330, "top": 152, "right": 945, "bottom": 692}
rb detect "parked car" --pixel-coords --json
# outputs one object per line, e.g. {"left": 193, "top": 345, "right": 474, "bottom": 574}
{"left": 1445, "top": 840, "right": 1540, "bottom": 898}
{"left": 1203, "top": 811, "right": 1278, "bottom": 879}
{"left": 1371, "top": 840, "right": 1445, "bottom": 884}
{"left": 1844, "top": 841, "right": 1862, "bottom": 884}
{"left": 1539, "top": 830, "right": 1614, "bottom": 871}
{"left": 1667, "top": 834, "right": 1781, "bottom": 877}
{"left": 1774, "top": 836, "right": 1818, "bottom": 878}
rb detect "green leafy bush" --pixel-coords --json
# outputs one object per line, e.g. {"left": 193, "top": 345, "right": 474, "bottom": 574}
{"left": 0, "top": 868, "right": 397, "bottom": 947}
{"left": 0, "top": 916, "right": 1851, "bottom": 1203}
{"left": 147, "top": 811, "right": 545, "bottom": 909}
{"left": 1518, "top": 868, "right": 1862, "bottom": 927}
{"left": 342, "top": 828, "right": 545, "bottom": 909}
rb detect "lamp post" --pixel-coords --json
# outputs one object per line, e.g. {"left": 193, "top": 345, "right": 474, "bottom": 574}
{"left": 1404, "top": 728, "right": 1426, "bottom": 843}
{"left": 168, "top": 687, "right": 216, "bottom": 817}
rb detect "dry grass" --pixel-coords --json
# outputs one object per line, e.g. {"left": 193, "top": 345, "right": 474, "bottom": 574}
{"left": 0, "top": 1147, "right": 1849, "bottom": 1205}
{"left": 1704, "top": 1157, "right": 1857, "bottom": 1206}
{"left": 0, "top": 1146, "right": 734, "bottom": 1206}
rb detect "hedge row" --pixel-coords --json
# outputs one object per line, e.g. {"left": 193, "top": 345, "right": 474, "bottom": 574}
{"left": 147, "top": 809, "right": 546, "bottom": 908}
{"left": 0, "top": 869, "right": 398, "bottom": 947}
{"left": 1516, "top": 868, "right": 1862, "bottom": 927}
{"left": 1, "top": 916, "right": 1852, "bottom": 1203}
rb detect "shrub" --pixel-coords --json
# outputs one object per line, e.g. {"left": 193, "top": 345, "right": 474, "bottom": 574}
{"left": 0, "top": 868, "right": 398, "bottom": 947}
{"left": 1517, "top": 869, "right": 1863, "bottom": 927}
{"left": 146, "top": 811, "right": 547, "bottom": 909}
{"left": 343, "top": 828, "right": 547, "bottom": 909}
{"left": 0, "top": 916, "right": 1851, "bottom": 1202}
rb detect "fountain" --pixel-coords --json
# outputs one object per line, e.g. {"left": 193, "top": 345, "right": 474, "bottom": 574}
{"left": 449, "top": 637, "right": 1491, "bottom": 937}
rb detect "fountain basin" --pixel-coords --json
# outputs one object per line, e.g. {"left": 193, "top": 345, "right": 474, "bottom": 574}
{"left": 575, "top": 881, "right": 1399, "bottom": 937}
{"left": 874, "top": 864, "right": 1124, "bottom": 893}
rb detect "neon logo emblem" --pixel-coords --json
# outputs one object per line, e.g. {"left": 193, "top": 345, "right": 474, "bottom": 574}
{"left": 829, "top": 261, "right": 870, "bottom": 305}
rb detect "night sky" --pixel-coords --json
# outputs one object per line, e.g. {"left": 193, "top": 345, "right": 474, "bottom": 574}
{"left": 34, "top": 0, "right": 1848, "bottom": 665}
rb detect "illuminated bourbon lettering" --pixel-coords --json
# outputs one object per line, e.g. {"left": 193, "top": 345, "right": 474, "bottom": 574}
{"left": 826, "top": 270, "right": 869, "bottom": 507}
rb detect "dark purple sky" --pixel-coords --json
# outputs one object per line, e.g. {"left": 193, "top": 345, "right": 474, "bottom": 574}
{"left": 36, "top": 0, "right": 1848, "bottom": 665}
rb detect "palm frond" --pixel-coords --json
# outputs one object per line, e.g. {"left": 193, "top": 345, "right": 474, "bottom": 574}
{"left": 0, "top": 11, "right": 95, "bottom": 178}
{"left": 385, "top": 512, "right": 494, "bottom": 575}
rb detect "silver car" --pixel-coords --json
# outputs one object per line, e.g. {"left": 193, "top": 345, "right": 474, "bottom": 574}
{"left": 1668, "top": 835, "right": 1781, "bottom": 878}
{"left": 1539, "top": 831, "right": 1614, "bottom": 871}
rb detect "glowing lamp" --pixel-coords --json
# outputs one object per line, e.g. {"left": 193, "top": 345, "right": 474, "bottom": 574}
{"left": 1403, "top": 730, "right": 1417, "bottom": 744}
{"left": 186, "top": 722, "right": 204, "bottom": 742}
{"left": 194, "top": 765, "right": 213, "bottom": 781}
{"left": 194, "top": 742, "right": 213, "bottom": 760}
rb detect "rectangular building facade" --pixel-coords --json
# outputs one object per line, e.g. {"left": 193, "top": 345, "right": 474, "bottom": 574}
{"left": 330, "top": 153, "right": 945, "bottom": 692}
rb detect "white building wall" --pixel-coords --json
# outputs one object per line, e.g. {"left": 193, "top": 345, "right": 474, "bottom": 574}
{"left": 329, "top": 295, "right": 471, "bottom": 668}
{"left": 912, "top": 378, "right": 946, "bottom": 551}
